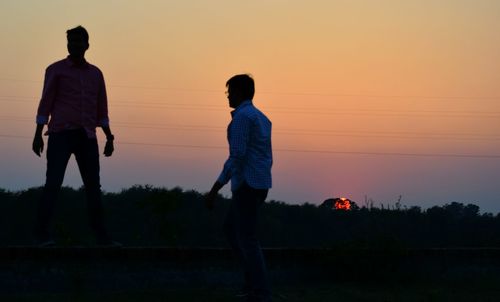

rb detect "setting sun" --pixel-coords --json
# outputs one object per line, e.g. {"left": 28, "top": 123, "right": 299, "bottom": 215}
{"left": 335, "top": 198, "right": 352, "bottom": 211}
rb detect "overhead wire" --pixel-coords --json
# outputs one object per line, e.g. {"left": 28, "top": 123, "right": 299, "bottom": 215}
{"left": 2, "top": 77, "right": 500, "bottom": 100}
{"left": 1, "top": 115, "right": 500, "bottom": 142}
{"left": 1, "top": 134, "right": 499, "bottom": 159}
{"left": 1, "top": 95, "right": 500, "bottom": 119}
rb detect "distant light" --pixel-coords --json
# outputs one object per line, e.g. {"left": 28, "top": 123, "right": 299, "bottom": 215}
{"left": 335, "top": 198, "right": 351, "bottom": 211}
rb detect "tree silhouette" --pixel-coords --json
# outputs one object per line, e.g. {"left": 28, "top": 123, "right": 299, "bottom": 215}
{"left": 0, "top": 186, "right": 499, "bottom": 248}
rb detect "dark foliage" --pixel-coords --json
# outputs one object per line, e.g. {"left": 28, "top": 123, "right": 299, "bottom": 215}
{"left": 1, "top": 186, "right": 499, "bottom": 248}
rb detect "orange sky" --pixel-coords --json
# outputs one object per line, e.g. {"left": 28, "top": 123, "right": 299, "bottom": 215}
{"left": 1, "top": 1, "right": 499, "bottom": 212}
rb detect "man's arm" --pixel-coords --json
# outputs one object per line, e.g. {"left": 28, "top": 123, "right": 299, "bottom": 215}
{"left": 96, "top": 71, "right": 114, "bottom": 157}
{"left": 101, "top": 126, "right": 114, "bottom": 157}
{"left": 204, "top": 115, "right": 251, "bottom": 210}
{"left": 32, "top": 124, "right": 45, "bottom": 157}
{"left": 33, "top": 67, "right": 57, "bottom": 157}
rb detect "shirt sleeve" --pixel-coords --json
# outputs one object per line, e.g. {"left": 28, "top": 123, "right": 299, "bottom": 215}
{"left": 36, "top": 67, "right": 57, "bottom": 124}
{"left": 97, "top": 71, "right": 109, "bottom": 127}
{"left": 217, "top": 114, "right": 251, "bottom": 185}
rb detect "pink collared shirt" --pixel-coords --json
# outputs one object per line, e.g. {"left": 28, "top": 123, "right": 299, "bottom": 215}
{"left": 36, "top": 57, "right": 109, "bottom": 139}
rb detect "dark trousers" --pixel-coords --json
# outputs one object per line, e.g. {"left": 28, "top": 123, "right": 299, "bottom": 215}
{"left": 35, "top": 129, "right": 109, "bottom": 242}
{"left": 224, "top": 182, "right": 271, "bottom": 300}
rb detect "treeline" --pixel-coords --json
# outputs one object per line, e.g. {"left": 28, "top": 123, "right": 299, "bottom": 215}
{"left": 1, "top": 186, "right": 499, "bottom": 248}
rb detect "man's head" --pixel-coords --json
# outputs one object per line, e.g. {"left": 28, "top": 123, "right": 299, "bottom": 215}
{"left": 66, "top": 26, "right": 89, "bottom": 59}
{"left": 226, "top": 74, "right": 255, "bottom": 108}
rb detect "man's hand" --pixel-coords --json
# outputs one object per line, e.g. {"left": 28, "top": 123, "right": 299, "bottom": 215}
{"left": 204, "top": 191, "right": 218, "bottom": 210}
{"left": 104, "top": 139, "right": 114, "bottom": 157}
{"left": 32, "top": 135, "right": 44, "bottom": 157}
{"left": 205, "top": 181, "right": 224, "bottom": 210}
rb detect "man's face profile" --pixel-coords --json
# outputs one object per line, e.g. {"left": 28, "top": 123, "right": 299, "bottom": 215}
{"left": 227, "top": 87, "right": 241, "bottom": 108}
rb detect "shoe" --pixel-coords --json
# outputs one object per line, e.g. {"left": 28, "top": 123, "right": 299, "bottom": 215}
{"left": 245, "top": 296, "right": 273, "bottom": 302}
{"left": 236, "top": 288, "right": 251, "bottom": 298}
{"left": 36, "top": 239, "right": 56, "bottom": 247}
{"left": 246, "top": 291, "right": 273, "bottom": 302}
{"left": 97, "top": 240, "right": 123, "bottom": 248}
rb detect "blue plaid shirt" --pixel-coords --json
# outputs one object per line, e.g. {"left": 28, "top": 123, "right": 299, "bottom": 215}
{"left": 217, "top": 100, "right": 273, "bottom": 191}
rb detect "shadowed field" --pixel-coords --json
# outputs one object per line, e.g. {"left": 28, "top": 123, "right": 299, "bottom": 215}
{"left": 1, "top": 247, "right": 500, "bottom": 301}
{"left": 3, "top": 282, "right": 500, "bottom": 302}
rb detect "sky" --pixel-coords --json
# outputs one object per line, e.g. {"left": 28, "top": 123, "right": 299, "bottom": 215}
{"left": 1, "top": 0, "right": 499, "bottom": 212}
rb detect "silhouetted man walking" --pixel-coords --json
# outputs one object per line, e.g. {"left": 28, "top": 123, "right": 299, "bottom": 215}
{"left": 32, "top": 26, "right": 117, "bottom": 247}
{"left": 205, "top": 74, "right": 273, "bottom": 302}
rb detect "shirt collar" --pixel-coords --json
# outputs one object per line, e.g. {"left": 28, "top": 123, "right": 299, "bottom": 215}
{"left": 65, "top": 56, "right": 89, "bottom": 68}
{"left": 231, "top": 100, "right": 252, "bottom": 117}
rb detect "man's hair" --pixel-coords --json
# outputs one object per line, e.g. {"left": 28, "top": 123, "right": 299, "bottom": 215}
{"left": 226, "top": 74, "right": 255, "bottom": 100}
{"left": 66, "top": 25, "right": 89, "bottom": 43}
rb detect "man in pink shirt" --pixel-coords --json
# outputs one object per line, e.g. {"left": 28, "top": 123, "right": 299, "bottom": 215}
{"left": 32, "top": 26, "right": 117, "bottom": 247}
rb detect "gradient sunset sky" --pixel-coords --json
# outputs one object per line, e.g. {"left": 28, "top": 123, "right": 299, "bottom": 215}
{"left": 1, "top": 1, "right": 499, "bottom": 212}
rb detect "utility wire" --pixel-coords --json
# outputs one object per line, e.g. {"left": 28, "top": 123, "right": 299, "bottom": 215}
{"left": 5, "top": 94, "right": 495, "bottom": 117}
{"left": 2, "top": 116, "right": 500, "bottom": 142}
{"left": 2, "top": 77, "right": 500, "bottom": 100}
{"left": 2, "top": 134, "right": 499, "bottom": 159}
{"left": 1, "top": 97, "right": 500, "bottom": 118}
{"left": 1, "top": 77, "right": 500, "bottom": 100}
{"left": 1, "top": 116, "right": 499, "bottom": 142}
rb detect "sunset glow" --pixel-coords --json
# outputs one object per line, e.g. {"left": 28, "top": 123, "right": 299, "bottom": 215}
{"left": 0, "top": 1, "right": 499, "bottom": 212}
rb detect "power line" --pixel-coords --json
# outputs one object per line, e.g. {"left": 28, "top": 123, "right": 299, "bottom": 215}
{"left": 1, "top": 77, "right": 500, "bottom": 100}
{"left": 6, "top": 93, "right": 490, "bottom": 117}
{"left": 1, "top": 116, "right": 500, "bottom": 142}
{"left": 110, "top": 104, "right": 500, "bottom": 119}
{"left": 2, "top": 97, "right": 500, "bottom": 119}
{"left": 2, "top": 134, "right": 499, "bottom": 159}
{"left": 0, "top": 78, "right": 40, "bottom": 84}
{"left": 273, "top": 148, "right": 500, "bottom": 159}
{"left": 119, "top": 141, "right": 500, "bottom": 159}
{"left": 112, "top": 125, "right": 500, "bottom": 142}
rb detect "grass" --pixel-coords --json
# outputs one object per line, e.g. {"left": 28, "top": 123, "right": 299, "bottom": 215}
{"left": 3, "top": 281, "right": 500, "bottom": 302}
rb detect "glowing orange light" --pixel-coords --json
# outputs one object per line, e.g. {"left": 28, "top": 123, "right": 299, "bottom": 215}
{"left": 334, "top": 198, "right": 351, "bottom": 211}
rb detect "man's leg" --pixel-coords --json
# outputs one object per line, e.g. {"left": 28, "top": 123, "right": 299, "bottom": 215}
{"left": 74, "top": 133, "right": 109, "bottom": 243}
{"left": 224, "top": 198, "right": 251, "bottom": 295}
{"left": 35, "top": 132, "right": 72, "bottom": 243}
{"left": 233, "top": 183, "right": 271, "bottom": 301}
{"left": 224, "top": 199, "right": 241, "bottom": 254}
